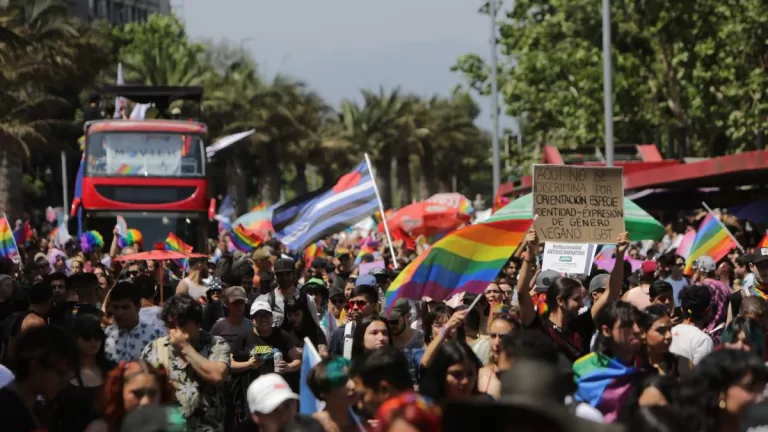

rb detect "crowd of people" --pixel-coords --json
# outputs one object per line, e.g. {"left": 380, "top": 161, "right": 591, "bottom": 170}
{"left": 1, "top": 215, "right": 768, "bottom": 432}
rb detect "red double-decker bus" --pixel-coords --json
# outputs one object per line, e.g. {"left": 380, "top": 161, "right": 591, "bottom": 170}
{"left": 75, "top": 86, "right": 211, "bottom": 251}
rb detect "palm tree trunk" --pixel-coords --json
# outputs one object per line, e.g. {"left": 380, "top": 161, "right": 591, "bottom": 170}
{"left": 375, "top": 157, "right": 393, "bottom": 209}
{"left": 395, "top": 154, "right": 412, "bottom": 207}
{"left": 0, "top": 148, "right": 24, "bottom": 221}
{"left": 228, "top": 152, "right": 248, "bottom": 216}
{"left": 419, "top": 140, "right": 438, "bottom": 197}
{"left": 293, "top": 161, "right": 309, "bottom": 196}
{"left": 258, "top": 144, "right": 281, "bottom": 204}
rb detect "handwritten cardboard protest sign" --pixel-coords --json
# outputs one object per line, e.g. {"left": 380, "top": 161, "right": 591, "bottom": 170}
{"left": 533, "top": 165, "right": 624, "bottom": 244}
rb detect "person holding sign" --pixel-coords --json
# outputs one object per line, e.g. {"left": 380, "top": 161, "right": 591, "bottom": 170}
{"left": 523, "top": 231, "right": 630, "bottom": 363}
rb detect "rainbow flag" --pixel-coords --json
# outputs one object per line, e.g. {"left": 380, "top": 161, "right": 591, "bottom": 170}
{"left": 0, "top": 215, "right": 19, "bottom": 259}
{"left": 165, "top": 232, "right": 193, "bottom": 269}
{"left": 758, "top": 232, "right": 768, "bottom": 249}
{"left": 383, "top": 219, "right": 531, "bottom": 312}
{"left": 573, "top": 352, "right": 639, "bottom": 423}
{"left": 13, "top": 220, "right": 32, "bottom": 247}
{"left": 684, "top": 213, "right": 737, "bottom": 274}
{"left": 251, "top": 202, "right": 268, "bottom": 212}
{"left": 676, "top": 229, "right": 697, "bottom": 259}
{"left": 228, "top": 224, "right": 263, "bottom": 252}
{"left": 303, "top": 242, "right": 325, "bottom": 265}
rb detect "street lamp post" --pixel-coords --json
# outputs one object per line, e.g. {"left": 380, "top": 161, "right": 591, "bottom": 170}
{"left": 602, "top": 0, "right": 614, "bottom": 167}
{"left": 489, "top": 0, "right": 501, "bottom": 197}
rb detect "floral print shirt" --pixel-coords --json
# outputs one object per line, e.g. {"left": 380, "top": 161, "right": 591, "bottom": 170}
{"left": 104, "top": 320, "right": 167, "bottom": 363}
{"left": 141, "top": 331, "right": 231, "bottom": 432}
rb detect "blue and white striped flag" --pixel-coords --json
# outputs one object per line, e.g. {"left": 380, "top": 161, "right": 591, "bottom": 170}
{"left": 273, "top": 161, "right": 378, "bottom": 252}
{"left": 299, "top": 338, "right": 324, "bottom": 414}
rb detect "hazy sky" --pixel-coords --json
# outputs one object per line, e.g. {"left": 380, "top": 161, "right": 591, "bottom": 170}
{"left": 180, "top": 0, "right": 516, "bottom": 132}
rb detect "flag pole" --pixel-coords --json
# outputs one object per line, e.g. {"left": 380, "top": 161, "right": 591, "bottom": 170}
{"left": 364, "top": 153, "right": 398, "bottom": 269}
{"left": 701, "top": 201, "right": 744, "bottom": 253}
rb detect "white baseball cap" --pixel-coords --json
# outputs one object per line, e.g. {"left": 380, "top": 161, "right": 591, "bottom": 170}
{"left": 250, "top": 300, "right": 273, "bottom": 316}
{"left": 247, "top": 373, "right": 299, "bottom": 414}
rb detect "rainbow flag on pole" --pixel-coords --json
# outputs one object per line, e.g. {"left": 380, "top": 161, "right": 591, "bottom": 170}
{"left": 676, "top": 229, "right": 697, "bottom": 259}
{"left": 165, "top": 233, "right": 193, "bottom": 270}
{"left": 383, "top": 218, "right": 531, "bottom": 312}
{"left": 758, "top": 232, "right": 768, "bottom": 249}
{"left": 228, "top": 224, "right": 263, "bottom": 252}
{"left": 0, "top": 215, "right": 20, "bottom": 259}
{"left": 684, "top": 213, "right": 737, "bottom": 274}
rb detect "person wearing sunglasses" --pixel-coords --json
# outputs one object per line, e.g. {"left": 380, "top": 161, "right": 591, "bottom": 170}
{"left": 327, "top": 277, "right": 380, "bottom": 358}
{"left": 663, "top": 253, "right": 689, "bottom": 307}
{"left": 52, "top": 315, "right": 116, "bottom": 432}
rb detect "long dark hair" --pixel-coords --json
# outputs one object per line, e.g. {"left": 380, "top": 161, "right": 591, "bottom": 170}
{"left": 676, "top": 349, "right": 768, "bottom": 432}
{"left": 351, "top": 315, "right": 392, "bottom": 359}
{"left": 71, "top": 314, "right": 115, "bottom": 379}
{"left": 545, "top": 277, "right": 582, "bottom": 315}
{"left": 281, "top": 294, "right": 324, "bottom": 347}
{"left": 619, "top": 374, "right": 680, "bottom": 423}
{"left": 593, "top": 300, "right": 642, "bottom": 361}
{"left": 423, "top": 305, "right": 465, "bottom": 344}
{"left": 419, "top": 339, "right": 482, "bottom": 402}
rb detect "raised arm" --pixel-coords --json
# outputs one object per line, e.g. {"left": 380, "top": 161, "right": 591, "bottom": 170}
{"left": 172, "top": 330, "right": 229, "bottom": 384}
{"left": 591, "top": 232, "right": 629, "bottom": 320}
{"left": 516, "top": 229, "right": 539, "bottom": 326}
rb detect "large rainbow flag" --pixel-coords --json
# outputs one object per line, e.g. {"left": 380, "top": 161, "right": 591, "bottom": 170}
{"left": 684, "top": 213, "right": 737, "bottom": 274}
{"left": 0, "top": 215, "right": 19, "bottom": 259}
{"left": 573, "top": 352, "right": 639, "bottom": 423}
{"left": 383, "top": 218, "right": 531, "bottom": 312}
{"left": 228, "top": 224, "right": 263, "bottom": 252}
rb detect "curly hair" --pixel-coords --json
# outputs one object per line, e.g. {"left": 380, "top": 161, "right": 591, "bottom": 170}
{"left": 676, "top": 349, "right": 768, "bottom": 432}
{"left": 375, "top": 392, "right": 442, "bottom": 432}
{"left": 102, "top": 360, "right": 176, "bottom": 432}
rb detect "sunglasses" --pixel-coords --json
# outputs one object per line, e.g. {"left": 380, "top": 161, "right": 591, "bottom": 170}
{"left": 130, "top": 388, "right": 158, "bottom": 399}
{"left": 126, "top": 271, "right": 139, "bottom": 278}
{"left": 347, "top": 300, "right": 369, "bottom": 309}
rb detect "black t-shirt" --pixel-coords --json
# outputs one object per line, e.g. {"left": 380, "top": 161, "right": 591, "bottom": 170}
{"left": 0, "top": 300, "right": 13, "bottom": 324}
{"left": 0, "top": 386, "right": 39, "bottom": 431}
{"left": 240, "top": 329, "right": 300, "bottom": 391}
{"left": 528, "top": 311, "right": 595, "bottom": 363}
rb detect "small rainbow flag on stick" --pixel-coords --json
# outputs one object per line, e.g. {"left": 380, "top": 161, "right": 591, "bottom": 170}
{"left": 165, "top": 233, "right": 193, "bottom": 269}
{"left": 228, "top": 224, "right": 263, "bottom": 252}
{"left": 384, "top": 218, "right": 531, "bottom": 313}
{"left": 0, "top": 214, "right": 20, "bottom": 259}
{"left": 684, "top": 208, "right": 739, "bottom": 274}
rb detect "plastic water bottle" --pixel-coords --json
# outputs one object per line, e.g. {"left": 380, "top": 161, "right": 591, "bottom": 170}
{"left": 273, "top": 349, "right": 283, "bottom": 373}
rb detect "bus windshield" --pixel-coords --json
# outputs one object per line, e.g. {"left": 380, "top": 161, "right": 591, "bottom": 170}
{"left": 85, "top": 132, "right": 205, "bottom": 177}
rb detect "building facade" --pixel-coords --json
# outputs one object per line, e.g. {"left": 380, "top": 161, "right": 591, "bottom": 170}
{"left": 69, "top": 0, "right": 171, "bottom": 24}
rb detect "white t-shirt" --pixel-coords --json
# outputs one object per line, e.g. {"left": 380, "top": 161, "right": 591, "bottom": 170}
{"left": 665, "top": 277, "right": 689, "bottom": 306}
{"left": 670, "top": 323, "right": 713, "bottom": 365}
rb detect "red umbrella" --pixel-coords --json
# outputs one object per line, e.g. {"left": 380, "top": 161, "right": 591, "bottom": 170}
{"left": 114, "top": 250, "right": 208, "bottom": 303}
{"left": 378, "top": 202, "right": 471, "bottom": 238}
{"left": 113, "top": 250, "right": 207, "bottom": 262}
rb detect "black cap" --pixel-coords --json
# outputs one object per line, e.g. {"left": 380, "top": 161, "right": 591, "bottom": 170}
{"left": 754, "top": 247, "right": 768, "bottom": 264}
{"left": 274, "top": 258, "right": 295, "bottom": 273}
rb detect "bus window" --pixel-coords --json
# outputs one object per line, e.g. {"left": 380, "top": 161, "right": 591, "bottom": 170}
{"left": 86, "top": 132, "right": 204, "bottom": 177}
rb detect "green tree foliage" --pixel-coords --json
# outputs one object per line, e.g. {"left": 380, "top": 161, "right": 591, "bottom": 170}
{"left": 0, "top": 0, "right": 110, "bottom": 219}
{"left": 453, "top": 0, "right": 767, "bottom": 156}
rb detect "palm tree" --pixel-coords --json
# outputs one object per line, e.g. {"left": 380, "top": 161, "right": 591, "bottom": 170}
{"left": 0, "top": 0, "right": 96, "bottom": 220}
{"left": 341, "top": 87, "right": 414, "bottom": 208}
